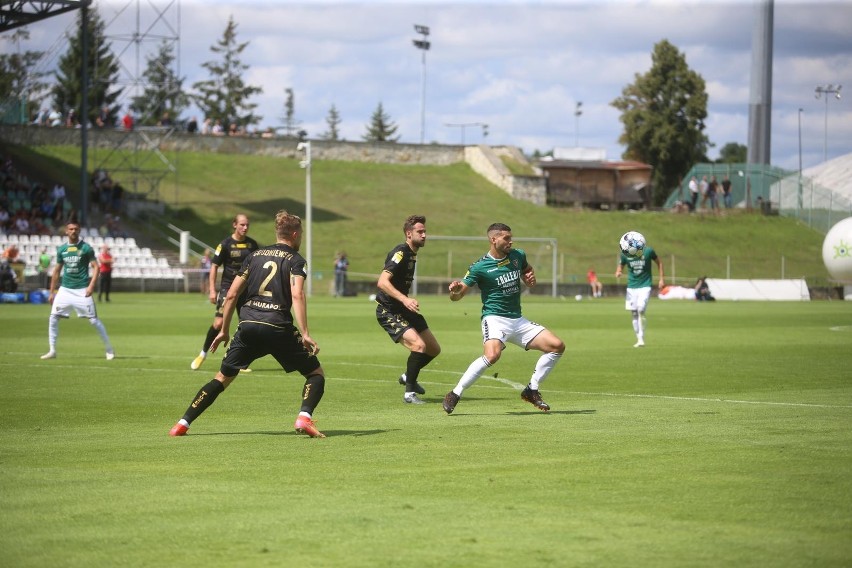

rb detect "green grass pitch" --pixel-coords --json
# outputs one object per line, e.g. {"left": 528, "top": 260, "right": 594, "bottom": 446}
{"left": 1, "top": 293, "right": 850, "bottom": 567}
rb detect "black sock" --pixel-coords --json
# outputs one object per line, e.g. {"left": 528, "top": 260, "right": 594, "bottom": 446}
{"left": 181, "top": 380, "right": 225, "bottom": 424}
{"left": 202, "top": 326, "right": 219, "bottom": 352}
{"left": 300, "top": 374, "right": 325, "bottom": 414}
{"left": 405, "top": 352, "right": 435, "bottom": 392}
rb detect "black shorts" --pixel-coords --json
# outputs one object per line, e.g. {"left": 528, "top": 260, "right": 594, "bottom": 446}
{"left": 214, "top": 289, "right": 247, "bottom": 319}
{"left": 376, "top": 304, "right": 429, "bottom": 343}
{"left": 220, "top": 321, "right": 320, "bottom": 377}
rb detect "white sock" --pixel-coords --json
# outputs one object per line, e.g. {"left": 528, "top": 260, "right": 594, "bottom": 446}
{"left": 90, "top": 318, "right": 113, "bottom": 352}
{"left": 178, "top": 419, "right": 189, "bottom": 427}
{"left": 454, "top": 356, "right": 491, "bottom": 395}
{"left": 529, "top": 352, "right": 562, "bottom": 390}
{"left": 199, "top": 350, "right": 207, "bottom": 357}
{"left": 298, "top": 411, "right": 311, "bottom": 419}
{"left": 47, "top": 314, "right": 59, "bottom": 351}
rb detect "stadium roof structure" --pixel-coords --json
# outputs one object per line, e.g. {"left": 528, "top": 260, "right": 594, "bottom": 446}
{"left": 802, "top": 152, "right": 852, "bottom": 203}
{"left": 0, "top": 0, "right": 88, "bottom": 33}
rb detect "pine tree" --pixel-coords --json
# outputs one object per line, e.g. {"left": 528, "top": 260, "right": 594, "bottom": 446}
{"left": 0, "top": 28, "right": 49, "bottom": 123}
{"left": 611, "top": 39, "right": 709, "bottom": 205}
{"left": 280, "top": 88, "right": 301, "bottom": 137}
{"left": 192, "top": 16, "right": 262, "bottom": 130}
{"left": 51, "top": 7, "right": 122, "bottom": 126}
{"left": 129, "top": 40, "right": 188, "bottom": 127}
{"left": 362, "top": 102, "right": 399, "bottom": 142}
{"left": 319, "top": 104, "right": 341, "bottom": 141}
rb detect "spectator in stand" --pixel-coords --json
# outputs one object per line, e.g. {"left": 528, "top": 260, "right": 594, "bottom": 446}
{"left": 0, "top": 205, "right": 10, "bottom": 232}
{"left": 721, "top": 175, "right": 733, "bottom": 209}
{"left": 13, "top": 211, "right": 30, "bottom": 235}
{"left": 98, "top": 244, "right": 114, "bottom": 302}
{"left": 158, "top": 111, "right": 173, "bottom": 127}
{"left": 65, "top": 109, "right": 78, "bottom": 128}
{"left": 111, "top": 183, "right": 123, "bottom": 213}
{"left": 52, "top": 183, "right": 66, "bottom": 212}
{"left": 2, "top": 243, "right": 20, "bottom": 262}
{"left": 186, "top": 116, "right": 198, "bottom": 134}
{"left": 707, "top": 176, "right": 719, "bottom": 212}
{"left": 688, "top": 176, "right": 699, "bottom": 212}
{"left": 0, "top": 258, "right": 18, "bottom": 292}
{"left": 212, "top": 119, "right": 224, "bottom": 136}
{"left": 48, "top": 109, "right": 62, "bottom": 127}
{"left": 699, "top": 175, "right": 709, "bottom": 209}
{"left": 200, "top": 118, "right": 212, "bottom": 135}
{"left": 121, "top": 109, "right": 134, "bottom": 131}
{"left": 96, "top": 105, "right": 110, "bottom": 128}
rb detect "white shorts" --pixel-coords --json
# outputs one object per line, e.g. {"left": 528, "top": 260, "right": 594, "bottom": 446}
{"left": 51, "top": 287, "right": 97, "bottom": 319}
{"left": 481, "top": 315, "right": 545, "bottom": 350}
{"left": 625, "top": 286, "right": 652, "bottom": 312}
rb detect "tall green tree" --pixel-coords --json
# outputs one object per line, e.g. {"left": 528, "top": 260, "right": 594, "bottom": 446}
{"left": 130, "top": 40, "right": 188, "bottom": 127}
{"left": 279, "top": 87, "right": 301, "bottom": 137}
{"left": 0, "top": 28, "right": 49, "bottom": 123}
{"left": 52, "top": 7, "right": 122, "bottom": 126}
{"left": 716, "top": 142, "right": 747, "bottom": 164}
{"left": 611, "top": 39, "right": 709, "bottom": 205}
{"left": 192, "top": 16, "right": 262, "bottom": 129}
{"left": 320, "top": 104, "right": 341, "bottom": 141}
{"left": 363, "top": 102, "right": 399, "bottom": 142}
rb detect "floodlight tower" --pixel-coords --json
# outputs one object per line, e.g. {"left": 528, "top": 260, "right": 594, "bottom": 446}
{"left": 412, "top": 24, "right": 430, "bottom": 144}
{"left": 815, "top": 84, "right": 842, "bottom": 162}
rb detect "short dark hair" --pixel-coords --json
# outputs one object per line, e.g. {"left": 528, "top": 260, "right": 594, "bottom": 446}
{"left": 487, "top": 223, "right": 511, "bottom": 236}
{"left": 403, "top": 215, "right": 426, "bottom": 234}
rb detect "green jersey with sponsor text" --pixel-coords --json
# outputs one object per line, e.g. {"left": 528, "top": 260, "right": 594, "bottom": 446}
{"left": 462, "top": 248, "right": 529, "bottom": 319}
{"left": 619, "top": 246, "right": 658, "bottom": 288}
{"left": 56, "top": 240, "right": 96, "bottom": 289}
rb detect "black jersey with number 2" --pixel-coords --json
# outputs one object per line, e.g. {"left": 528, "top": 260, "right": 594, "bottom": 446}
{"left": 237, "top": 243, "right": 307, "bottom": 328}
{"left": 376, "top": 243, "right": 417, "bottom": 311}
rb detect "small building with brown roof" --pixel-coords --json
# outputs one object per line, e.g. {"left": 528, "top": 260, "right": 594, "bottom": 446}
{"left": 537, "top": 152, "right": 653, "bottom": 209}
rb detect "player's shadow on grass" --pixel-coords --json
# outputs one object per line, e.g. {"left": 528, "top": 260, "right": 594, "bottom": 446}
{"left": 192, "top": 429, "right": 390, "bottom": 437}
{"left": 505, "top": 409, "right": 597, "bottom": 416}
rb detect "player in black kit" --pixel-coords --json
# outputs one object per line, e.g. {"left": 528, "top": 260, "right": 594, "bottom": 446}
{"left": 375, "top": 214, "right": 441, "bottom": 404}
{"left": 170, "top": 210, "right": 327, "bottom": 438}
{"left": 190, "top": 214, "right": 259, "bottom": 370}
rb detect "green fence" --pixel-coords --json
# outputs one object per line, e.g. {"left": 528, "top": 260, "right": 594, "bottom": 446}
{"left": 664, "top": 163, "right": 852, "bottom": 233}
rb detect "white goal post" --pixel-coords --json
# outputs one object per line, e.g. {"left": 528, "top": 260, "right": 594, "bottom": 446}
{"left": 416, "top": 235, "right": 559, "bottom": 298}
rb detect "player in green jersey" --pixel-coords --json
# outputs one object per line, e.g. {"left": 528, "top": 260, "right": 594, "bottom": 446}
{"left": 41, "top": 220, "right": 115, "bottom": 360}
{"left": 442, "top": 223, "right": 565, "bottom": 414}
{"left": 615, "top": 235, "right": 664, "bottom": 347}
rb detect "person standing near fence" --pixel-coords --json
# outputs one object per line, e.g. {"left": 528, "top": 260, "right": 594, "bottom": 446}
{"left": 721, "top": 175, "right": 732, "bottom": 208}
{"left": 190, "top": 214, "right": 259, "bottom": 371}
{"left": 97, "top": 245, "right": 113, "bottom": 302}
{"left": 333, "top": 251, "right": 349, "bottom": 297}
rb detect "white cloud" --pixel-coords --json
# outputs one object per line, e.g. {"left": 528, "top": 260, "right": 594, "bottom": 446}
{"left": 6, "top": 0, "right": 852, "bottom": 170}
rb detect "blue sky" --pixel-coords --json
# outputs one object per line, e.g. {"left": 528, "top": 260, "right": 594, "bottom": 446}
{"left": 7, "top": 0, "right": 852, "bottom": 170}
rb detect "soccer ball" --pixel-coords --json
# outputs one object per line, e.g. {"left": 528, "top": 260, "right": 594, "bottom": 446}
{"left": 619, "top": 231, "right": 646, "bottom": 258}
